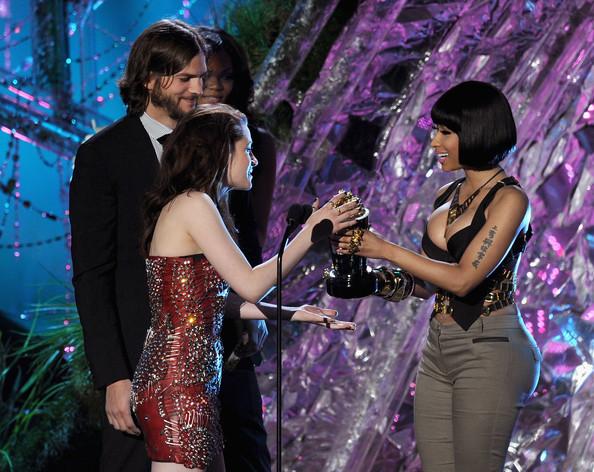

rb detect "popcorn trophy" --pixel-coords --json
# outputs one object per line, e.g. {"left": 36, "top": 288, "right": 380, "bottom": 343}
{"left": 324, "top": 191, "right": 378, "bottom": 299}
{"left": 324, "top": 191, "right": 416, "bottom": 301}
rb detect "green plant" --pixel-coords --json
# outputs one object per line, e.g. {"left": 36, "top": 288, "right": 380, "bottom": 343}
{"left": 222, "top": 0, "right": 296, "bottom": 70}
{"left": 0, "top": 299, "right": 100, "bottom": 471}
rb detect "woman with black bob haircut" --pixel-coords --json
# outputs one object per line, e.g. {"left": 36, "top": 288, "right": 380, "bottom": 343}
{"left": 431, "top": 80, "right": 517, "bottom": 170}
{"left": 338, "top": 81, "right": 540, "bottom": 471}
{"left": 132, "top": 104, "right": 357, "bottom": 471}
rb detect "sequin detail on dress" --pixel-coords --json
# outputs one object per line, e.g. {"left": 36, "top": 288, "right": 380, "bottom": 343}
{"left": 131, "top": 255, "right": 228, "bottom": 469}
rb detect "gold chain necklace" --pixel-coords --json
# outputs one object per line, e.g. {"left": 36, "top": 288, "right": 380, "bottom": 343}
{"left": 446, "top": 168, "right": 504, "bottom": 227}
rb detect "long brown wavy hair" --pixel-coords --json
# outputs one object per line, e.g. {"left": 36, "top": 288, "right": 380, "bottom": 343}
{"left": 142, "top": 104, "right": 247, "bottom": 256}
{"left": 119, "top": 19, "right": 205, "bottom": 116}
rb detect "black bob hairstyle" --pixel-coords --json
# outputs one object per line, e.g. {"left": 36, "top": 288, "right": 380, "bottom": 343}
{"left": 431, "top": 81, "right": 517, "bottom": 170}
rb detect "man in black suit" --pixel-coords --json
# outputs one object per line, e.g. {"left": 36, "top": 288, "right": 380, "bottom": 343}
{"left": 70, "top": 19, "right": 270, "bottom": 471}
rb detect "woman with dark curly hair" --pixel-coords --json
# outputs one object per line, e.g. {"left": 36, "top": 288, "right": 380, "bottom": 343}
{"left": 339, "top": 81, "right": 541, "bottom": 472}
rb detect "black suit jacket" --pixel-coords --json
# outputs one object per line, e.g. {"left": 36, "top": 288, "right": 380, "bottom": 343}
{"left": 70, "top": 115, "right": 158, "bottom": 389}
{"left": 70, "top": 115, "right": 263, "bottom": 389}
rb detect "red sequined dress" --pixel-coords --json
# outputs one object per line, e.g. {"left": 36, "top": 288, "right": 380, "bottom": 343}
{"left": 131, "top": 254, "right": 228, "bottom": 469}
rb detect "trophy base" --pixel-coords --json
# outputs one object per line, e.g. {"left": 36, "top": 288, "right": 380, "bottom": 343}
{"left": 325, "top": 267, "right": 378, "bottom": 299}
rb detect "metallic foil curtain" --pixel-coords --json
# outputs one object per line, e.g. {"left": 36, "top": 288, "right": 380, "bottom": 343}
{"left": 255, "top": 1, "right": 594, "bottom": 470}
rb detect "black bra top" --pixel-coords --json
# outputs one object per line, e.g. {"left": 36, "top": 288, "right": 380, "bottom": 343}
{"left": 422, "top": 177, "right": 531, "bottom": 263}
{"left": 421, "top": 176, "right": 532, "bottom": 330}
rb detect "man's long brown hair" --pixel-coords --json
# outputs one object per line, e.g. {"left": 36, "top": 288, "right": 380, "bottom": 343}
{"left": 119, "top": 19, "right": 206, "bottom": 116}
{"left": 142, "top": 104, "right": 246, "bottom": 256}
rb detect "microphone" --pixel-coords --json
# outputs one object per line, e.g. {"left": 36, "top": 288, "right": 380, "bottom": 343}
{"left": 311, "top": 219, "right": 333, "bottom": 243}
{"left": 286, "top": 203, "right": 313, "bottom": 232}
{"left": 287, "top": 204, "right": 333, "bottom": 243}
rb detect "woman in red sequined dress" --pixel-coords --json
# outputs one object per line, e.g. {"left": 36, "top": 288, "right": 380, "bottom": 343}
{"left": 131, "top": 104, "right": 358, "bottom": 472}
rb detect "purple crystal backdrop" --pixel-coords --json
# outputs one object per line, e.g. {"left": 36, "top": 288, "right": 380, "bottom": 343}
{"left": 254, "top": 1, "right": 594, "bottom": 470}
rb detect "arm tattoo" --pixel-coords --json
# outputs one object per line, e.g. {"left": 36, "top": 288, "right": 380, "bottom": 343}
{"left": 472, "top": 225, "right": 498, "bottom": 269}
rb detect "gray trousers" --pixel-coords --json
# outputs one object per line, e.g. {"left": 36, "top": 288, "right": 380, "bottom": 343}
{"left": 414, "top": 313, "right": 541, "bottom": 472}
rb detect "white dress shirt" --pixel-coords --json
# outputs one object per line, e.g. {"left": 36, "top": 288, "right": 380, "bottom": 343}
{"left": 139, "top": 112, "right": 173, "bottom": 162}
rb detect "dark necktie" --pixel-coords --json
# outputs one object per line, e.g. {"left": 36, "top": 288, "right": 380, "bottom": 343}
{"left": 157, "top": 133, "right": 171, "bottom": 146}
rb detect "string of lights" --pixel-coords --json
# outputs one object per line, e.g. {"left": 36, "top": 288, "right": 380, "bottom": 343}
{"left": 0, "top": 5, "right": 61, "bottom": 52}
{"left": 0, "top": 88, "right": 68, "bottom": 257}
{"left": 0, "top": 76, "right": 95, "bottom": 157}
{"left": 79, "top": 52, "right": 127, "bottom": 104}
{"left": 0, "top": 131, "right": 15, "bottom": 177}
{"left": 0, "top": 194, "right": 12, "bottom": 240}
{"left": 0, "top": 34, "right": 30, "bottom": 51}
{"left": 0, "top": 19, "right": 29, "bottom": 41}
{"left": 0, "top": 1, "right": 138, "bottom": 261}
{"left": 11, "top": 142, "right": 19, "bottom": 256}
{"left": 35, "top": 146, "right": 61, "bottom": 168}
{"left": 0, "top": 231, "right": 69, "bottom": 249}
{"left": 0, "top": 131, "right": 17, "bottom": 241}
{"left": 0, "top": 1, "right": 203, "bottom": 263}
{"left": 0, "top": 178, "right": 62, "bottom": 221}
{"left": 0, "top": 4, "right": 150, "bottom": 117}
{"left": 69, "top": 0, "right": 151, "bottom": 103}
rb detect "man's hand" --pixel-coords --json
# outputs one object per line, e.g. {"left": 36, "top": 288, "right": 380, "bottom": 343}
{"left": 105, "top": 379, "right": 141, "bottom": 435}
{"left": 234, "top": 319, "right": 268, "bottom": 358}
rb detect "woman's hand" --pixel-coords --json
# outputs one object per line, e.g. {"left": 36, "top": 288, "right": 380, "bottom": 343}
{"left": 336, "top": 228, "right": 390, "bottom": 259}
{"left": 305, "top": 193, "right": 362, "bottom": 235}
{"left": 290, "top": 304, "right": 356, "bottom": 330}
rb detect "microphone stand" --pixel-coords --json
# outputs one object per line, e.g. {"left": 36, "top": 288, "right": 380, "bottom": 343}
{"left": 275, "top": 203, "right": 319, "bottom": 471}
{"left": 276, "top": 219, "right": 297, "bottom": 472}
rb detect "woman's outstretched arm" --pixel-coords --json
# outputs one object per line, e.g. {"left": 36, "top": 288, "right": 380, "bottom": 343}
{"left": 339, "top": 187, "right": 530, "bottom": 297}
{"left": 181, "top": 192, "right": 359, "bottom": 303}
{"left": 237, "top": 301, "right": 355, "bottom": 330}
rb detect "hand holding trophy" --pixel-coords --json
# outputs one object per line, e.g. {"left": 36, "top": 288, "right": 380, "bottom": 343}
{"left": 324, "top": 190, "right": 415, "bottom": 301}
{"left": 324, "top": 190, "right": 377, "bottom": 298}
